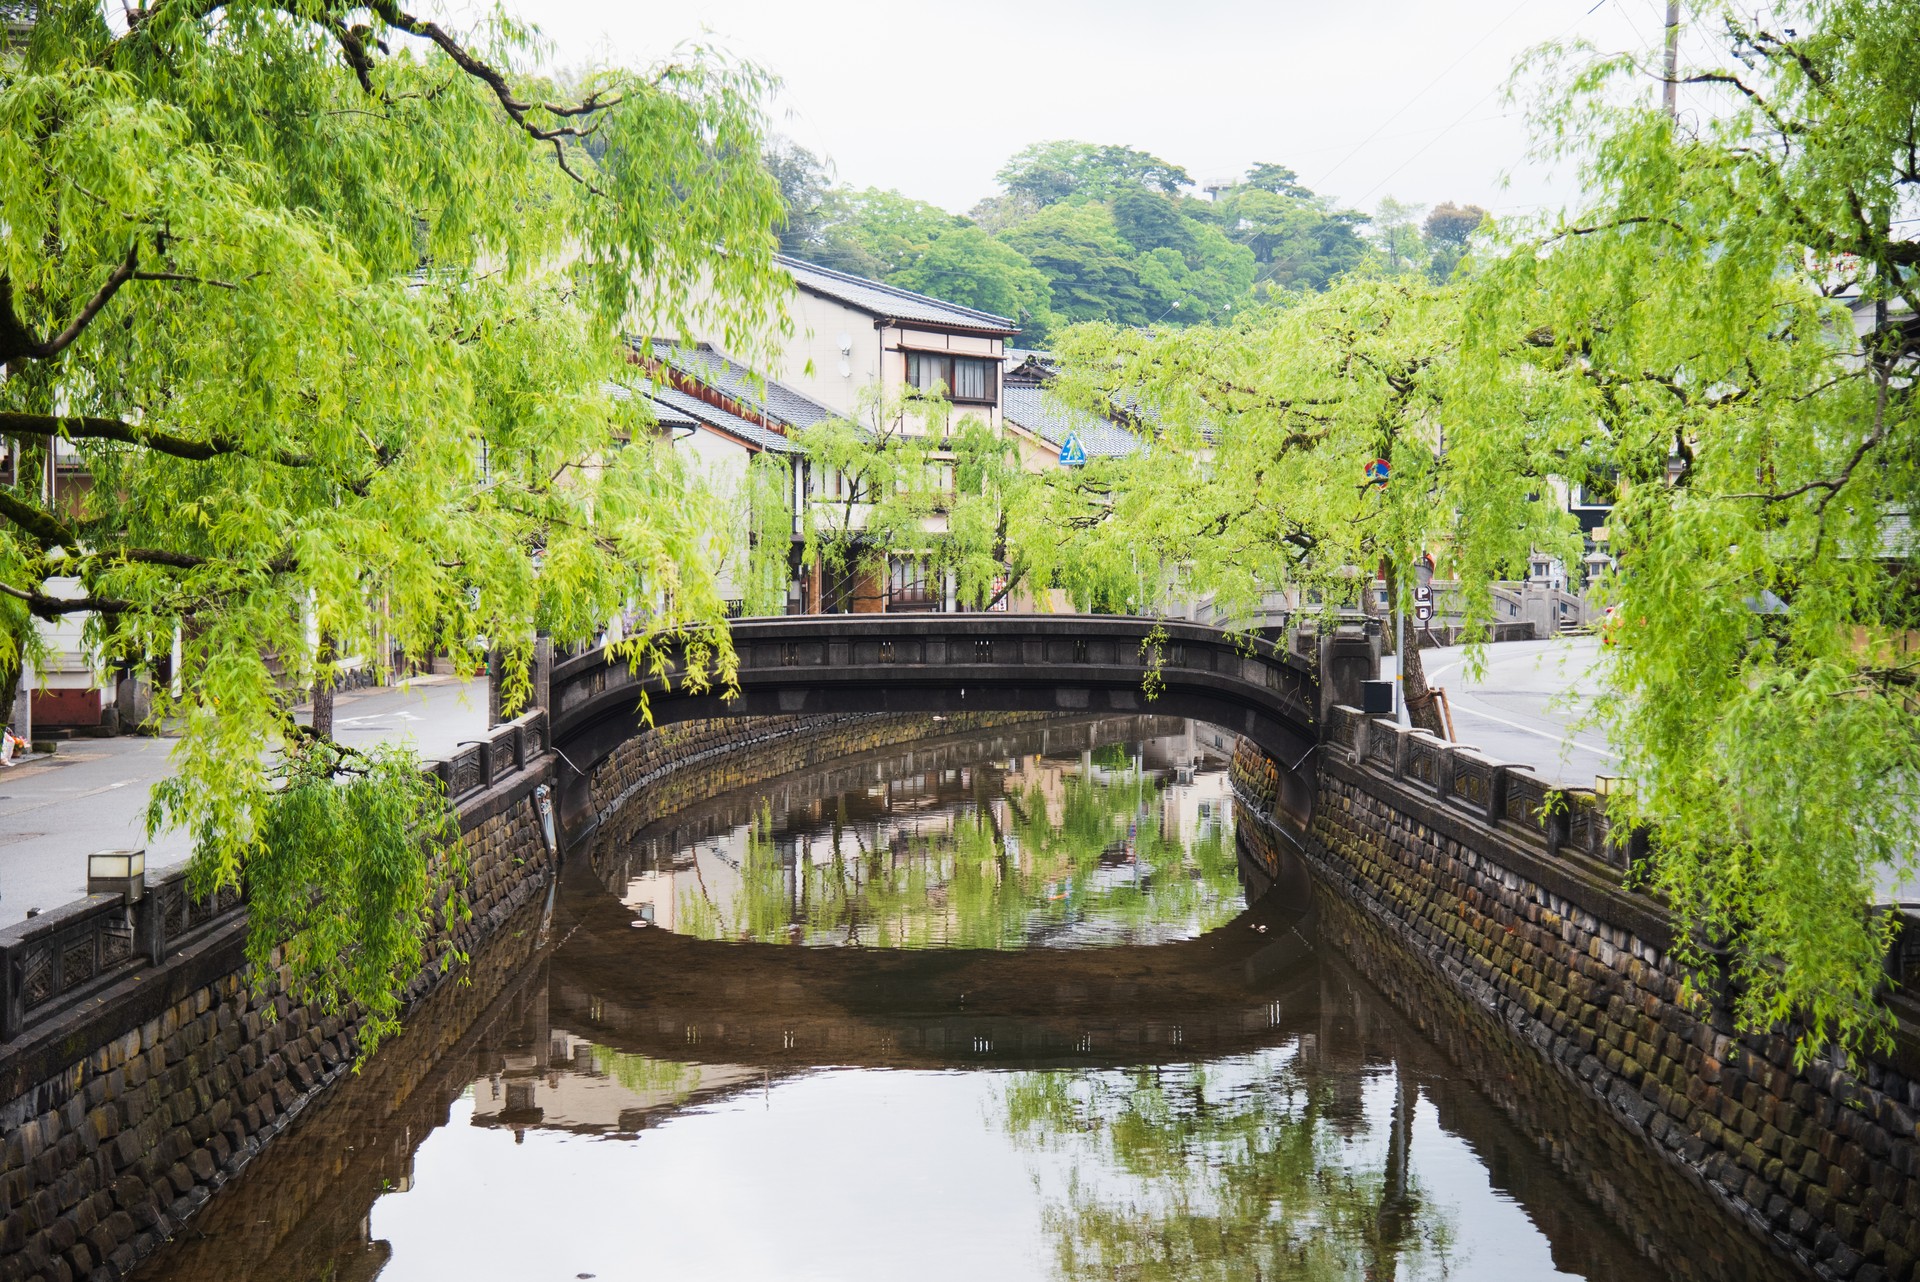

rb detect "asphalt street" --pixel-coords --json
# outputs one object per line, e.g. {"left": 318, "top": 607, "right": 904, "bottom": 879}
{"left": 1415, "top": 635, "right": 1618, "bottom": 788}
{"left": 0, "top": 676, "right": 487, "bottom": 927}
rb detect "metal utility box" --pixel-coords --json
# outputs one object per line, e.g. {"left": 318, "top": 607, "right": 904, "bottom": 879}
{"left": 1361, "top": 680, "right": 1395, "bottom": 715}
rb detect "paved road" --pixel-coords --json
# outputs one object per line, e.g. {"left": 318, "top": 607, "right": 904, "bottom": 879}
{"left": 0, "top": 677, "right": 487, "bottom": 927}
{"left": 1416, "top": 636, "right": 1618, "bottom": 788}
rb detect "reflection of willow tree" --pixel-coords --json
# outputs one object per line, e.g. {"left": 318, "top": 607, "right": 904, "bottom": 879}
{"left": 1003, "top": 1055, "right": 1453, "bottom": 1281}
{"left": 674, "top": 764, "right": 1240, "bottom": 948}
{"left": 591, "top": 1049, "right": 702, "bottom": 1104}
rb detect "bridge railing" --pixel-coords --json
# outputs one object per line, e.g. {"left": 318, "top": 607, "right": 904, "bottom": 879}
{"left": 549, "top": 615, "right": 1319, "bottom": 743}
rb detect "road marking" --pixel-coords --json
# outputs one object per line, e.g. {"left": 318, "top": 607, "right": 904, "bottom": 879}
{"left": 0, "top": 777, "right": 146, "bottom": 818}
{"left": 1447, "top": 702, "right": 1619, "bottom": 760}
{"left": 337, "top": 710, "right": 423, "bottom": 727}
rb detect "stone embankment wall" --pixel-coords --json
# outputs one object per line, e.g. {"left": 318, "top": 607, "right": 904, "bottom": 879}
{"left": 0, "top": 748, "right": 555, "bottom": 1282}
{"left": 1235, "top": 711, "right": 1920, "bottom": 1282}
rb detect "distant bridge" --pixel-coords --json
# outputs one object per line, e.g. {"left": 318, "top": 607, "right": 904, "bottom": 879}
{"left": 546, "top": 615, "right": 1323, "bottom": 842}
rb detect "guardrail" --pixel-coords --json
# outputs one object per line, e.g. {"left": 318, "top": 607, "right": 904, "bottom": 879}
{"left": 433, "top": 708, "right": 549, "bottom": 807}
{"left": 1320, "top": 704, "right": 1646, "bottom": 870}
{"left": 0, "top": 706, "right": 551, "bottom": 1045}
{"left": 0, "top": 865, "right": 244, "bottom": 1041}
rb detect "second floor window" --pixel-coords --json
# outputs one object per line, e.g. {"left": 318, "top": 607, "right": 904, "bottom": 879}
{"left": 907, "top": 352, "right": 994, "bottom": 404}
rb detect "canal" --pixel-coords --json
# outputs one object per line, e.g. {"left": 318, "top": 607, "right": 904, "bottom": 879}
{"left": 133, "top": 716, "right": 1803, "bottom": 1282}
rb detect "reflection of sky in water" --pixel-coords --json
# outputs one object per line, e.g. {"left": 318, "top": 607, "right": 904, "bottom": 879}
{"left": 622, "top": 733, "right": 1244, "bottom": 950}
{"left": 366, "top": 1053, "right": 1602, "bottom": 1282}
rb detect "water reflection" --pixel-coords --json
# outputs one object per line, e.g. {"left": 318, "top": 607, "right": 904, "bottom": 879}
{"left": 614, "top": 721, "right": 1242, "bottom": 949}
{"left": 1005, "top": 1056, "right": 1449, "bottom": 1282}
{"left": 133, "top": 717, "right": 1807, "bottom": 1282}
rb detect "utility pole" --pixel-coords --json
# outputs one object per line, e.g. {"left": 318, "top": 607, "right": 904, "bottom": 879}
{"left": 1663, "top": 1, "right": 1681, "bottom": 119}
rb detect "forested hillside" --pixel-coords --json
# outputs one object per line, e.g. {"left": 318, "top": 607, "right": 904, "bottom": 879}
{"left": 767, "top": 137, "right": 1487, "bottom": 343}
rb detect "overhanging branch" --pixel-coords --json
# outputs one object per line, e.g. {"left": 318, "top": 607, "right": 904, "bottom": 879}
{"left": 0, "top": 411, "right": 319, "bottom": 471}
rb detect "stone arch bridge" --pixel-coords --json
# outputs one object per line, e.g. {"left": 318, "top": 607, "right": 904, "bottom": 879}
{"left": 546, "top": 615, "right": 1332, "bottom": 846}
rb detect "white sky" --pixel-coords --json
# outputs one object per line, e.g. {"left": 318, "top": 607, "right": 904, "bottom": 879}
{"left": 502, "top": 0, "right": 1719, "bottom": 223}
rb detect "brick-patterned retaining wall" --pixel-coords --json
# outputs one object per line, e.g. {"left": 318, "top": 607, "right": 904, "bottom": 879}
{"left": 121, "top": 902, "right": 552, "bottom": 1282}
{"left": 1234, "top": 716, "right": 1920, "bottom": 1282}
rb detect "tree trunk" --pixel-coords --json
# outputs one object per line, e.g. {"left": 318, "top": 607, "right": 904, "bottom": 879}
{"left": 310, "top": 631, "right": 335, "bottom": 741}
{"left": 1378, "top": 563, "right": 1449, "bottom": 739}
{"left": 0, "top": 659, "right": 20, "bottom": 739}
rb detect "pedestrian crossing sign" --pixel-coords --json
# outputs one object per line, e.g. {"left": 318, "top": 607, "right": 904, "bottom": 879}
{"left": 1059, "top": 434, "right": 1087, "bottom": 466}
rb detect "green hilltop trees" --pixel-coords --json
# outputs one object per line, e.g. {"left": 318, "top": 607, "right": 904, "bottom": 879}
{"left": 0, "top": 0, "right": 785, "bottom": 1048}
{"left": 760, "top": 137, "right": 1482, "bottom": 344}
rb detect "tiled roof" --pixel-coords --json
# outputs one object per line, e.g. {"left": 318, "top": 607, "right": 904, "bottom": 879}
{"left": 1003, "top": 385, "right": 1140, "bottom": 459}
{"left": 604, "top": 379, "right": 699, "bottom": 429}
{"left": 642, "top": 339, "right": 839, "bottom": 431}
{"left": 777, "top": 255, "right": 1019, "bottom": 335}
{"left": 646, "top": 384, "right": 799, "bottom": 454}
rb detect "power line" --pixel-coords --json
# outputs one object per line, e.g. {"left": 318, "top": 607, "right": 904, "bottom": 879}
{"left": 1348, "top": 2, "right": 1616, "bottom": 210}
{"left": 1311, "top": 0, "right": 1536, "bottom": 191}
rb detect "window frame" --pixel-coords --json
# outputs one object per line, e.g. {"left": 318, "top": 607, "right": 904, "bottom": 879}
{"left": 905, "top": 351, "right": 998, "bottom": 406}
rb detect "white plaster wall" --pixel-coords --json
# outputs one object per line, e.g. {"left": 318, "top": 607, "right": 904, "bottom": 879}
{"left": 769, "top": 292, "right": 881, "bottom": 419}
{"left": 672, "top": 428, "right": 754, "bottom": 603}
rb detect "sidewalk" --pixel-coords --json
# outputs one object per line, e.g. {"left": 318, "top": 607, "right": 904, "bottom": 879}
{"left": 0, "top": 676, "right": 488, "bottom": 927}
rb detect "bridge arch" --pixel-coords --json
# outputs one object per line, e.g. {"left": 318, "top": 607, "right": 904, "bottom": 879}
{"left": 546, "top": 615, "right": 1322, "bottom": 846}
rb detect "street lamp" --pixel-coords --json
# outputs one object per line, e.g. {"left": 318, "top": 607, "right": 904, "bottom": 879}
{"left": 87, "top": 848, "right": 145, "bottom": 902}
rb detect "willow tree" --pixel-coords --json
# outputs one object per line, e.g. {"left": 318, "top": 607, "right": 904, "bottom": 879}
{"left": 796, "top": 387, "right": 1027, "bottom": 611}
{"left": 1452, "top": 0, "right": 1920, "bottom": 1058}
{"left": 0, "top": 1, "right": 785, "bottom": 1046}
{"left": 1023, "top": 275, "right": 1558, "bottom": 735}
{"left": 1003, "top": 1051, "right": 1450, "bottom": 1282}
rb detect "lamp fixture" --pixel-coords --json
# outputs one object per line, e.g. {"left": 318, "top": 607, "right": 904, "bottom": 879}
{"left": 87, "top": 848, "right": 146, "bottom": 902}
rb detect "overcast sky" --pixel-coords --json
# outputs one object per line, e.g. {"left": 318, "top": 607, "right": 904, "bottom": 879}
{"left": 513, "top": 0, "right": 1708, "bottom": 223}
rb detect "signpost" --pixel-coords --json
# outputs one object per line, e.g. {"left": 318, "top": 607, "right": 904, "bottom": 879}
{"left": 1059, "top": 434, "right": 1087, "bottom": 467}
{"left": 1414, "top": 553, "right": 1435, "bottom": 625}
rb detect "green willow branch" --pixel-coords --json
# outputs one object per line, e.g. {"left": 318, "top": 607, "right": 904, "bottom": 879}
{"left": 0, "top": 580, "right": 131, "bottom": 618}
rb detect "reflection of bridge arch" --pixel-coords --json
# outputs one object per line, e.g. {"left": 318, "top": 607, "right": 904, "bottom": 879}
{"left": 544, "top": 849, "right": 1318, "bottom": 1071}
{"left": 548, "top": 616, "right": 1320, "bottom": 845}
{"left": 586, "top": 711, "right": 1194, "bottom": 890}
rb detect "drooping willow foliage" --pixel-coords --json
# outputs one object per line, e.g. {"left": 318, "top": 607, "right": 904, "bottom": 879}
{"left": 226, "top": 740, "right": 463, "bottom": 1056}
{"left": 0, "top": 2, "right": 787, "bottom": 1048}
{"left": 742, "top": 452, "right": 796, "bottom": 617}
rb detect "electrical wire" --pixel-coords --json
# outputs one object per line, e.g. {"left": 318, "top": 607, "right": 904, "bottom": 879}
{"left": 1349, "top": 1, "right": 1622, "bottom": 209}
{"left": 1312, "top": 0, "right": 1537, "bottom": 190}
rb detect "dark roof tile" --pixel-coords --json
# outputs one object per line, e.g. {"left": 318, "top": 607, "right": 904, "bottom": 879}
{"left": 777, "top": 255, "right": 1018, "bottom": 334}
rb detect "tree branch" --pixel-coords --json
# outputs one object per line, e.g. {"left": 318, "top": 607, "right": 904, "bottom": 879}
{"left": 0, "top": 246, "right": 141, "bottom": 366}
{"left": 130, "top": 269, "right": 256, "bottom": 291}
{"left": 365, "top": 0, "right": 610, "bottom": 194}
{"left": 0, "top": 581, "right": 130, "bottom": 618}
{"left": 0, "top": 488, "right": 76, "bottom": 550}
{"left": 0, "top": 411, "right": 319, "bottom": 471}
